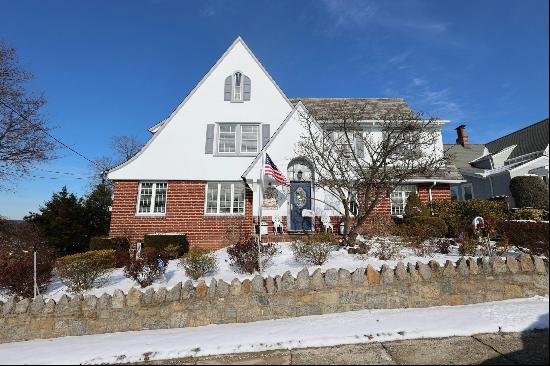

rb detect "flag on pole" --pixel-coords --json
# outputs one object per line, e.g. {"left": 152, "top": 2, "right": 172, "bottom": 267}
{"left": 264, "top": 153, "right": 290, "bottom": 186}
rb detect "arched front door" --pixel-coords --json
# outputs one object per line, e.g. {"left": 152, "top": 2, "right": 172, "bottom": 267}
{"left": 287, "top": 158, "right": 313, "bottom": 232}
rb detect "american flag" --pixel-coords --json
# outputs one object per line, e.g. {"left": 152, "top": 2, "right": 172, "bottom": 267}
{"left": 264, "top": 153, "right": 289, "bottom": 186}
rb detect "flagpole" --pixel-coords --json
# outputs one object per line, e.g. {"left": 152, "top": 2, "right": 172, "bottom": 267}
{"left": 257, "top": 150, "right": 265, "bottom": 274}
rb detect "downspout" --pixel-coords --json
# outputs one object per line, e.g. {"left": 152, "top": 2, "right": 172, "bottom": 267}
{"left": 428, "top": 181, "right": 437, "bottom": 215}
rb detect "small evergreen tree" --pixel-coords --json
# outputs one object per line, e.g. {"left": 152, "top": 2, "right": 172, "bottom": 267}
{"left": 25, "top": 186, "right": 88, "bottom": 256}
{"left": 84, "top": 183, "right": 112, "bottom": 239}
{"left": 404, "top": 192, "right": 430, "bottom": 217}
{"left": 510, "top": 176, "right": 549, "bottom": 209}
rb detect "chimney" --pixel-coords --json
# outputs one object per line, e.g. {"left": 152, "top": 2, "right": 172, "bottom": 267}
{"left": 455, "top": 124, "right": 469, "bottom": 147}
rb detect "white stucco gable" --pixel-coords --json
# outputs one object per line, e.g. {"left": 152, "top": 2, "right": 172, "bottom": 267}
{"left": 108, "top": 37, "right": 294, "bottom": 181}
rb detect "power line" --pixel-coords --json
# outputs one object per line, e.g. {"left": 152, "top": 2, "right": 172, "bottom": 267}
{"left": 0, "top": 99, "right": 102, "bottom": 169}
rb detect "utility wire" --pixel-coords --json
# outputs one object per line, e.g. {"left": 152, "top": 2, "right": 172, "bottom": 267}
{"left": 0, "top": 99, "right": 102, "bottom": 169}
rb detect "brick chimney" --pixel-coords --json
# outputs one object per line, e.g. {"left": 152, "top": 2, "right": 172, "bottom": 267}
{"left": 455, "top": 124, "right": 469, "bottom": 147}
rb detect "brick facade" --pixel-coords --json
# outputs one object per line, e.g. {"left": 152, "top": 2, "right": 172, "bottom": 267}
{"left": 109, "top": 181, "right": 452, "bottom": 249}
{"left": 109, "top": 180, "right": 254, "bottom": 250}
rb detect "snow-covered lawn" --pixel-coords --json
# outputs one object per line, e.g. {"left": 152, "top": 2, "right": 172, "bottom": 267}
{"left": 0, "top": 296, "right": 547, "bottom": 365}
{"left": 1, "top": 240, "right": 473, "bottom": 302}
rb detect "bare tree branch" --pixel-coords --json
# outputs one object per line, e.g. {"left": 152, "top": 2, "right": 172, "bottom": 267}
{"left": 296, "top": 101, "right": 449, "bottom": 244}
{"left": 0, "top": 41, "right": 54, "bottom": 187}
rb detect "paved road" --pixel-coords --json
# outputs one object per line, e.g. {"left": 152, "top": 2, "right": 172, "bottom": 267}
{"left": 138, "top": 330, "right": 549, "bottom": 365}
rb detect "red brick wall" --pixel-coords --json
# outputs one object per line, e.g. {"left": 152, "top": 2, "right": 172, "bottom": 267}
{"left": 109, "top": 181, "right": 253, "bottom": 250}
{"left": 418, "top": 183, "right": 451, "bottom": 203}
{"left": 110, "top": 181, "right": 452, "bottom": 248}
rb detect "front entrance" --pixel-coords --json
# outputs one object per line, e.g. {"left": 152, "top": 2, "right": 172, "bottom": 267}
{"left": 289, "top": 181, "right": 312, "bottom": 231}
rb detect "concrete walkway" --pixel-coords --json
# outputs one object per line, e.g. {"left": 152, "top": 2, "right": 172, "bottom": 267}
{"left": 139, "top": 330, "right": 549, "bottom": 365}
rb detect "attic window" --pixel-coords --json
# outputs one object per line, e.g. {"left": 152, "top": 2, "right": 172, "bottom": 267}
{"left": 233, "top": 72, "right": 243, "bottom": 101}
{"left": 224, "top": 72, "right": 251, "bottom": 102}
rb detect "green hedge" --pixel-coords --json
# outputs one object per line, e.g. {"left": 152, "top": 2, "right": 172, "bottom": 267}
{"left": 402, "top": 216, "right": 449, "bottom": 238}
{"left": 143, "top": 233, "right": 189, "bottom": 256}
{"left": 510, "top": 176, "right": 549, "bottom": 209}
{"left": 431, "top": 199, "right": 508, "bottom": 236}
{"left": 89, "top": 236, "right": 130, "bottom": 251}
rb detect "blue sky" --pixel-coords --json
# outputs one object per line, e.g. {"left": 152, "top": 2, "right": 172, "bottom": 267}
{"left": 1, "top": 0, "right": 548, "bottom": 219}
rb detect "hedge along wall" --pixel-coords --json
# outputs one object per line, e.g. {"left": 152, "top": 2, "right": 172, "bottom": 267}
{"left": 0, "top": 255, "right": 548, "bottom": 344}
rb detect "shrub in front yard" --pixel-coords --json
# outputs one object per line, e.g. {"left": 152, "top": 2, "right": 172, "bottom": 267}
{"left": 291, "top": 241, "right": 332, "bottom": 265}
{"left": 510, "top": 176, "right": 549, "bottom": 209}
{"left": 404, "top": 192, "right": 430, "bottom": 217}
{"left": 56, "top": 250, "right": 116, "bottom": 294}
{"left": 291, "top": 232, "right": 337, "bottom": 265}
{"left": 0, "top": 220, "right": 55, "bottom": 298}
{"left": 227, "top": 234, "right": 279, "bottom": 274}
{"left": 497, "top": 220, "right": 549, "bottom": 257}
{"left": 124, "top": 247, "right": 169, "bottom": 287}
{"left": 358, "top": 213, "right": 398, "bottom": 238}
{"left": 89, "top": 236, "right": 130, "bottom": 251}
{"left": 143, "top": 234, "right": 189, "bottom": 258}
{"left": 179, "top": 248, "right": 218, "bottom": 280}
{"left": 510, "top": 208, "right": 549, "bottom": 221}
{"left": 458, "top": 236, "right": 478, "bottom": 256}
{"left": 431, "top": 199, "right": 508, "bottom": 236}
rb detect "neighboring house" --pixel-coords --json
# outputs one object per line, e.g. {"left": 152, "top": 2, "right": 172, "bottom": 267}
{"left": 107, "top": 37, "right": 462, "bottom": 249}
{"left": 445, "top": 119, "right": 549, "bottom": 207}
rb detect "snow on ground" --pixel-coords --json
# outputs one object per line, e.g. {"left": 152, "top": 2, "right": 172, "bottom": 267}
{"left": 1, "top": 240, "right": 472, "bottom": 302}
{"left": 0, "top": 296, "right": 547, "bottom": 365}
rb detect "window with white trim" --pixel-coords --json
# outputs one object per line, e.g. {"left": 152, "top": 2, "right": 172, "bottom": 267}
{"left": 218, "top": 124, "right": 237, "bottom": 153}
{"left": 233, "top": 72, "right": 243, "bottom": 101}
{"left": 241, "top": 125, "right": 259, "bottom": 153}
{"left": 462, "top": 183, "right": 474, "bottom": 200}
{"left": 205, "top": 182, "right": 245, "bottom": 215}
{"left": 137, "top": 182, "right": 168, "bottom": 214}
{"left": 217, "top": 123, "right": 259, "bottom": 155}
{"left": 390, "top": 184, "right": 417, "bottom": 216}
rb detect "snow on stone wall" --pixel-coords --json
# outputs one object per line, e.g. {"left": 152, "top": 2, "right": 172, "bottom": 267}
{"left": 0, "top": 254, "right": 547, "bottom": 344}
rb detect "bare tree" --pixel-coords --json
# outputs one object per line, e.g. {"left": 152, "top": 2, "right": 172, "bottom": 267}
{"left": 111, "top": 135, "right": 142, "bottom": 162}
{"left": 90, "top": 135, "right": 142, "bottom": 187}
{"left": 296, "top": 102, "right": 448, "bottom": 245}
{"left": 0, "top": 41, "right": 54, "bottom": 187}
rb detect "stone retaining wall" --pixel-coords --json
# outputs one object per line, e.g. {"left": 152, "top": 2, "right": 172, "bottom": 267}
{"left": 1, "top": 254, "right": 548, "bottom": 344}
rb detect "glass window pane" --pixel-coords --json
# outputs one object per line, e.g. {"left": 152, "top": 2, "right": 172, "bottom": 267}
{"left": 219, "top": 183, "right": 232, "bottom": 213}
{"left": 138, "top": 183, "right": 153, "bottom": 213}
{"left": 218, "top": 125, "right": 236, "bottom": 153}
{"left": 241, "top": 125, "right": 259, "bottom": 153}
{"left": 206, "top": 183, "right": 218, "bottom": 213}
{"left": 153, "top": 183, "right": 167, "bottom": 213}
{"left": 233, "top": 184, "right": 245, "bottom": 213}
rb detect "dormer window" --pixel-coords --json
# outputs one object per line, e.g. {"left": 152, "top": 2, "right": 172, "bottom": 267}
{"left": 224, "top": 72, "right": 251, "bottom": 102}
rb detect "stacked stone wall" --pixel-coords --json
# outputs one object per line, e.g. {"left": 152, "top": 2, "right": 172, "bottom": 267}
{"left": 1, "top": 254, "right": 547, "bottom": 344}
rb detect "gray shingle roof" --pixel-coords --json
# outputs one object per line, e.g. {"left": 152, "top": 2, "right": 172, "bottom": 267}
{"left": 485, "top": 118, "right": 549, "bottom": 159}
{"left": 444, "top": 144, "right": 487, "bottom": 174}
{"left": 289, "top": 98, "right": 413, "bottom": 120}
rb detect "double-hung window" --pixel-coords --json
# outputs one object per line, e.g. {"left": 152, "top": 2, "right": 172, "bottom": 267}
{"left": 218, "top": 124, "right": 237, "bottom": 153}
{"left": 241, "top": 125, "right": 259, "bottom": 153}
{"left": 390, "top": 184, "right": 417, "bottom": 216}
{"left": 137, "top": 182, "right": 168, "bottom": 214}
{"left": 205, "top": 182, "right": 245, "bottom": 215}
{"left": 217, "top": 123, "right": 259, "bottom": 155}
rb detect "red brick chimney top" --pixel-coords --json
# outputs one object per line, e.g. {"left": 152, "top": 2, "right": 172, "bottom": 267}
{"left": 455, "top": 124, "right": 469, "bottom": 147}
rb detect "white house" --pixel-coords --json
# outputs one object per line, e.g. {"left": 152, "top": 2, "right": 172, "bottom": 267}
{"left": 107, "top": 37, "right": 461, "bottom": 249}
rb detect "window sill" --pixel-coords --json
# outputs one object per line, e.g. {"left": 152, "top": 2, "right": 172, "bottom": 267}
{"left": 135, "top": 213, "right": 167, "bottom": 218}
{"left": 204, "top": 213, "right": 245, "bottom": 218}
{"left": 213, "top": 153, "right": 258, "bottom": 157}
